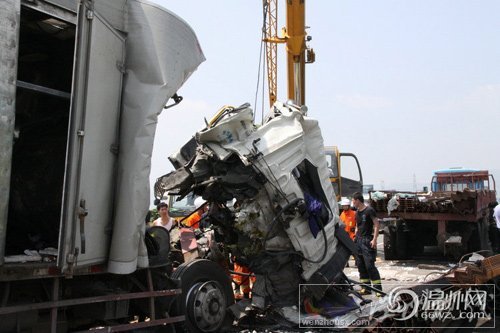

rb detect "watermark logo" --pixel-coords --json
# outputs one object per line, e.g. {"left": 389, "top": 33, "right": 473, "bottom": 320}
{"left": 387, "top": 286, "right": 419, "bottom": 321}
{"left": 387, "top": 285, "right": 492, "bottom": 324}
{"left": 299, "top": 283, "right": 495, "bottom": 329}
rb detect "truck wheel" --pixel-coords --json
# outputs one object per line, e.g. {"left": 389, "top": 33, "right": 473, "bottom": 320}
{"left": 383, "top": 226, "right": 398, "bottom": 260}
{"left": 478, "top": 217, "right": 492, "bottom": 252}
{"left": 406, "top": 233, "right": 424, "bottom": 257}
{"left": 171, "top": 259, "right": 234, "bottom": 332}
{"left": 384, "top": 222, "right": 409, "bottom": 260}
{"left": 467, "top": 217, "right": 492, "bottom": 253}
{"left": 395, "top": 221, "right": 409, "bottom": 259}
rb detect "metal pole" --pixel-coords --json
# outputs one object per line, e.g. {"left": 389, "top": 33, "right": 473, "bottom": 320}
{"left": 0, "top": 0, "right": 21, "bottom": 265}
{"left": 50, "top": 278, "right": 59, "bottom": 333}
{"left": 146, "top": 268, "right": 156, "bottom": 320}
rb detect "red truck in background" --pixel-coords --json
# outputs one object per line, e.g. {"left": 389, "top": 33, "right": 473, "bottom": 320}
{"left": 370, "top": 168, "right": 497, "bottom": 259}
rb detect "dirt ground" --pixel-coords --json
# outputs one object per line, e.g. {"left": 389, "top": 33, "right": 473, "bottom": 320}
{"left": 343, "top": 234, "right": 455, "bottom": 296}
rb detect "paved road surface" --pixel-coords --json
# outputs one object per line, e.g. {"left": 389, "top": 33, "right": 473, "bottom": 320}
{"left": 344, "top": 234, "right": 454, "bottom": 297}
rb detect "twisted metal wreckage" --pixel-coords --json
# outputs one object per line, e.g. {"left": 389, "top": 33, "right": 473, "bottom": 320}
{"left": 154, "top": 102, "right": 500, "bottom": 330}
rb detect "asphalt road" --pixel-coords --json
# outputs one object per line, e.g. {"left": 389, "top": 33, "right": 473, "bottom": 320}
{"left": 344, "top": 234, "right": 455, "bottom": 296}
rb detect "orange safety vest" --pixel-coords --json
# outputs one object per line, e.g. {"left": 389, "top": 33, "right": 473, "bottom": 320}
{"left": 340, "top": 209, "right": 356, "bottom": 240}
{"left": 232, "top": 262, "right": 252, "bottom": 295}
{"left": 184, "top": 211, "right": 202, "bottom": 229}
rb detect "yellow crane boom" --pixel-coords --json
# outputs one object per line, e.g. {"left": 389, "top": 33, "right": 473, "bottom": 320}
{"left": 263, "top": 0, "right": 314, "bottom": 107}
{"left": 263, "top": 0, "right": 278, "bottom": 106}
{"left": 262, "top": 2, "right": 362, "bottom": 202}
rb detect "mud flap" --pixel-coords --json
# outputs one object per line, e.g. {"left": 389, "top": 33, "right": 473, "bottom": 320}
{"left": 305, "top": 226, "right": 352, "bottom": 301}
{"left": 335, "top": 224, "right": 357, "bottom": 254}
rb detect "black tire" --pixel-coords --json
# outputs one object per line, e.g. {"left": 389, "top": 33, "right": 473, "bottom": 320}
{"left": 383, "top": 226, "right": 398, "bottom": 260}
{"left": 406, "top": 226, "right": 424, "bottom": 257}
{"left": 407, "top": 240, "right": 424, "bottom": 257}
{"left": 467, "top": 217, "right": 492, "bottom": 253}
{"left": 170, "top": 259, "right": 234, "bottom": 332}
{"left": 146, "top": 226, "right": 171, "bottom": 266}
{"left": 394, "top": 220, "right": 409, "bottom": 259}
{"left": 478, "top": 217, "right": 492, "bottom": 252}
{"left": 383, "top": 222, "right": 410, "bottom": 260}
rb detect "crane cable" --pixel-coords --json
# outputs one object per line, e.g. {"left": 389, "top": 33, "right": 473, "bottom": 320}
{"left": 254, "top": 1, "right": 268, "bottom": 125}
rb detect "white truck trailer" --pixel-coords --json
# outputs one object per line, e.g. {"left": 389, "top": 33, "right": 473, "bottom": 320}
{"left": 0, "top": 1, "right": 229, "bottom": 331}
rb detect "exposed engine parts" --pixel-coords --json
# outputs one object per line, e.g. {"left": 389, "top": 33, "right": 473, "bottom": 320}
{"left": 155, "top": 102, "right": 352, "bottom": 315}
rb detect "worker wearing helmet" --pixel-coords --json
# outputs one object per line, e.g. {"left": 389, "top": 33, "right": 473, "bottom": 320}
{"left": 183, "top": 197, "right": 207, "bottom": 229}
{"left": 340, "top": 198, "right": 356, "bottom": 240}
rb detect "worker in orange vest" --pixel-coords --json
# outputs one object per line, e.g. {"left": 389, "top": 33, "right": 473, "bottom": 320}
{"left": 340, "top": 198, "right": 356, "bottom": 240}
{"left": 183, "top": 197, "right": 207, "bottom": 229}
{"left": 232, "top": 260, "right": 252, "bottom": 299}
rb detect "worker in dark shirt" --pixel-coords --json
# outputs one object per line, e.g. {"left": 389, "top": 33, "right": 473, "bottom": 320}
{"left": 352, "top": 192, "right": 382, "bottom": 296}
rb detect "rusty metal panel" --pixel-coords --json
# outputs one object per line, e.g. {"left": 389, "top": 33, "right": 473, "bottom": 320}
{"left": 79, "top": 316, "right": 185, "bottom": 332}
{"left": 376, "top": 212, "right": 478, "bottom": 222}
{"left": 371, "top": 189, "right": 496, "bottom": 222}
{"left": 446, "top": 254, "right": 500, "bottom": 284}
{"left": 0, "top": 288, "right": 182, "bottom": 315}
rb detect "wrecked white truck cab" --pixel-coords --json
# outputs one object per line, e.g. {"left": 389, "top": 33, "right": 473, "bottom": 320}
{"left": 155, "top": 101, "right": 355, "bottom": 313}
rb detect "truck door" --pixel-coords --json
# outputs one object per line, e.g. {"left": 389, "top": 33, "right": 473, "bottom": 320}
{"left": 59, "top": 2, "right": 125, "bottom": 271}
{"left": 325, "top": 147, "right": 363, "bottom": 199}
{"left": 339, "top": 153, "right": 363, "bottom": 198}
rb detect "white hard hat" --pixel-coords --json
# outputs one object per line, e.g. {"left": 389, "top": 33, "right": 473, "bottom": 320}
{"left": 340, "top": 198, "right": 351, "bottom": 206}
{"left": 194, "top": 197, "right": 205, "bottom": 207}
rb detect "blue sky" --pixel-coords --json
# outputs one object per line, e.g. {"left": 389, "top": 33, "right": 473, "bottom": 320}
{"left": 150, "top": 0, "right": 500, "bottom": 195}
